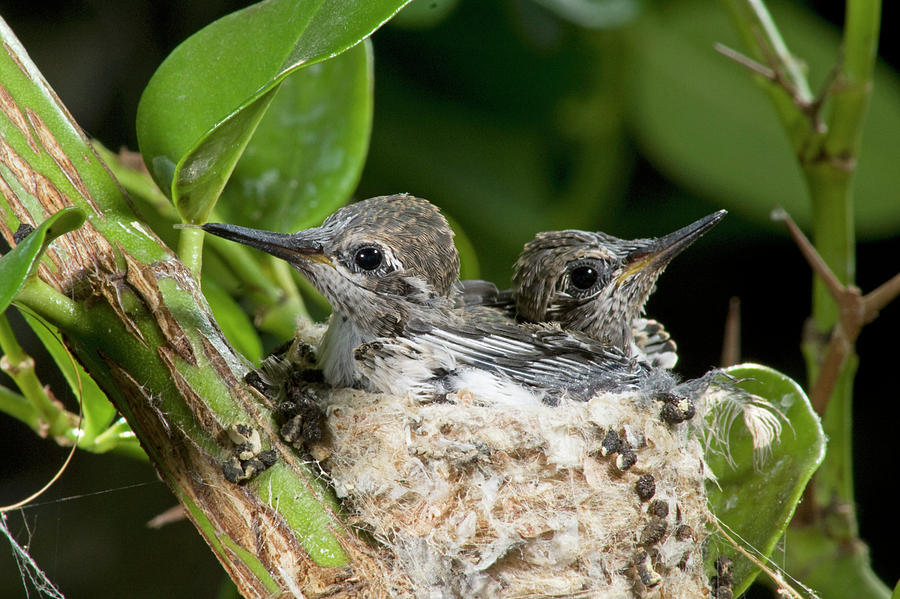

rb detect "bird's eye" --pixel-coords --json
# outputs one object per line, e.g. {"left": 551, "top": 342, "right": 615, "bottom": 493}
{"left": 570, "top": 265, "right": 599, "bottom": 290}
{"left": 354, "top": 246, "right": 383, "bottom": 271}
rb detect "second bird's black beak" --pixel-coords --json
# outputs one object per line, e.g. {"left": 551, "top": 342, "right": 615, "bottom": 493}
{"left": 620, "top": 210, "right": 727, "bottom": 281}
{"left": 200, "top": 222, "right": 329, "bottom": 266}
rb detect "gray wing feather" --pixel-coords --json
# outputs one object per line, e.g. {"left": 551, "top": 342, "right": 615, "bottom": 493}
{"left": 407, "top": 319, "right": 648, "bottom": 401}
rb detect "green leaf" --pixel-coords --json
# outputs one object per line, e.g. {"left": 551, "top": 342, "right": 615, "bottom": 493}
{"left": 22, "top": 313, "right": 116, "bottom": 443}
{"left": 202, "top": 279, "right": 264, "bottom": 363}
{"left": 216, "top": 41, "right": 373, "bottom": 233}
{"left": 628, "top": 0, "right": 900, "bottom": 238}
{"left": 532, "top": 0, "right": 642, "bottom": 29}
{"left": 136, "top": 0, "right": 412, "bottom": 224}
{"left": 704, "top": 363, "right": 826, "bottom": 595}
{"left": 0, "top": 207, "right": 86, "bottom": 314}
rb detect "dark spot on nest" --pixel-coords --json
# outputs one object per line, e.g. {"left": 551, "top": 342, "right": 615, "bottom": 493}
{"left": 658, "top": 392, "right": 696, "bottom": 424}
{"left": 648, "top": 500, "right": 669, "bottom": 518}
{"left": 675, "top": 524, "right": 694, "bottom": 541}
{"left": 277, "top": 388, "right": 326, "bottom": 448}
{"left": 635, "top": 474, "right": 656, "bottom": 501}
{"left": 600, "top": 429, "right": 622, "bottom": 456}
{"left": 709, "top": 556, "right": 734, "bottom": 599}
{"left": 639, "top": 519, "right": 668, "bottom": 546}
{"left": 617, "top": 449, "right": 637, "bottom": 471}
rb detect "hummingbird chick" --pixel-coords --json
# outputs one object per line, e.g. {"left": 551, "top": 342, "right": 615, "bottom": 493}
{"left": 200, "top": 194, "right": 648, "bottom": 403}
{"left": 511, "top": 211, "right": 726, "bottom": 368}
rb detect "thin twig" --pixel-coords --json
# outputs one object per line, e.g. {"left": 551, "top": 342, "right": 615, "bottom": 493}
{"left": 863, "top": 271, "right": 900, "bottom": 322}
{"left": 771, "top": 208, "right": 846, "bottom": 302}
{"left": 715, "top": 43, "right": 776, "bottom": 79}
{"left": 721, "top": 296, "right": 742, "bottom": 367}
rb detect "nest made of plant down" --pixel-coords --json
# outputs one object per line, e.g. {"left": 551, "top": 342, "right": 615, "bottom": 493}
{"left": 270, "top": 325, "right": 726, "bottom": 599}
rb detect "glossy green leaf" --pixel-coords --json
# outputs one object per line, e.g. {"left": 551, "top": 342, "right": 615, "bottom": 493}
{"left": 136, "top": 0, "right": 411, "bottom": 224}
{"left": 216, "top": 41, "right": 373, "bottom": 233}
{"left": 532, "top": 0, "right": 642, "bottom": 29}
{"left": 21, "top": 312, "right": 116, "bottom": 443}
{"left": 202, "top": 279, "right": 264, "bottom": 363}
{"left": 628, "top": 0, "right": 900, "bottom": 238}
{"left": 705, "top": 363, "right": 826, "bottom": 595}
{"left": 0, "top": 207, "right": 86, "bottom": 314}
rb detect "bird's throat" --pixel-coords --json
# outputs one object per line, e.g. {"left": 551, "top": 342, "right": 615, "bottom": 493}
{"left": 317, "top": 312, "right": 369, "bottom": 388}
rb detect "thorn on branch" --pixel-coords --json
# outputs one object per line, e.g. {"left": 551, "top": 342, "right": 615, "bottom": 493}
{"left": 773, "top": 208, "right": 900, "bottom": 414}
{"left": 714, "top": 43, "right": 775, "bottom": 80}
{"left": 720, "top": 296, "right": 741, "bottom": 368}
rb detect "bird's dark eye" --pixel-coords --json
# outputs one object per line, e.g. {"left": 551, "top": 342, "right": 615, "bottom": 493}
{"left": 570, "top": 265, "right": 598, "bottom": 290}
{"left": 354, "top": 246, "right": 383, "bottom": 271}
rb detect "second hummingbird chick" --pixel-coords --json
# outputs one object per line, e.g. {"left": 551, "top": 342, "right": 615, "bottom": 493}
{"left": 512, "top": 211, "right": 726, "bottom": 368}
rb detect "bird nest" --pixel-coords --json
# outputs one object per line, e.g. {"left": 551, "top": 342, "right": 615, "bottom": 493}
{"left": 249, "top": 322, "right": 744, "bottom": 598}
{"left": 263, "top": 336, "right": 711, "bottom": 597}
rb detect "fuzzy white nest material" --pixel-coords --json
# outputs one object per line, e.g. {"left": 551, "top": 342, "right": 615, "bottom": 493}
{"left": 311, "top": 384, "right": 713, "bottom": 599}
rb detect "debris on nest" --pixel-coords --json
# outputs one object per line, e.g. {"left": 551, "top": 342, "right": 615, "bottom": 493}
{"left": 310, "top": 384, "right": 712, "bottom": 598}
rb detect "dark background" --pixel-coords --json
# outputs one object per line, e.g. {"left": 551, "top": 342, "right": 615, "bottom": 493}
{"left": 1, "top": 1, "right": 897, "bottom": 597}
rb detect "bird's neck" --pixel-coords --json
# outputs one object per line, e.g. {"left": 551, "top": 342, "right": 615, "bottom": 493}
{"left": 317, "top": 293, "right": 455, "bottom": 388}
{"left": 317, "top": 312, "right": 369, "bottom": 388}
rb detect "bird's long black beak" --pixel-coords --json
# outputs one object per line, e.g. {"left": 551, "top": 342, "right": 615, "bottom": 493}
{"left": 199, "top": 222, "right": 329, "bottom": 265}
{"left": 620, "top": 210, "right": 727, "bottom": 280}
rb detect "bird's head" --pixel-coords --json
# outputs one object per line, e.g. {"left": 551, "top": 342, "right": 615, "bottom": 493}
{"left": 513, "top": 210, "right": 726, "bottom": 348}
{"left": 201, "top": 194, "right": 460, "bottom": 332}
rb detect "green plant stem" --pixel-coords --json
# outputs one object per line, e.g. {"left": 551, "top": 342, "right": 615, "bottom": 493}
{"left": 748, "top": 0, "right": 813, "bottom": 101}
{"left": 88, "top": 418, "right": 146, "bottom": 459}
{"left": 0, "top": 311, "right": 72, "bottom": 438}
{"left": 1, "top": 17, "right": 394, "bottom": 592}
{"left": 0, "top": 311, "right": 26, "bottom": 364}
{"left": 825, "top": 0, "right": 881, "bottom": 159}
{"left": 178, "top": 226, "right": 205, "bottom": 274}
{"left": 0, "top": 383, "right": 39, "bottom": 431}
{"left": 14, "top": 279, "right": 86, "bottom": 334}
{"left": 802, "top": 0, "right": 880, "bottom": 514}
{"left": 805, "top": 165, "right": 855, "bottom": 330}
